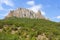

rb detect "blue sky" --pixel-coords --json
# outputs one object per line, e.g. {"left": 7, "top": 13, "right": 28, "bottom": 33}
{"left": 0, "top": 0, "right": 60, "bottom": 22}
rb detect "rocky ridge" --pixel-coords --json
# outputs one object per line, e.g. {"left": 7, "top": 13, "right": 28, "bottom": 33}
{"left": 6, "top": 8, "right": 45, "bottom": 19}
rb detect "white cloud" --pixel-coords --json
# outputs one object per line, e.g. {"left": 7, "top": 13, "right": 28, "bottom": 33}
{"left": 27, "top": 1, "right": 35, "bottom": 6}
{"left": 0, "top": 0, "right": 14, "bottom": 7}
{"left": 0, "top": 0, "right": 14, "bottom": 10}
{"left": 28, "top": 5, "right": 42, "bottom": 12}
{"left": 27, "top": 0, "right": 46, "bottom": 15}
{"left": 41, "top": 10, "right": 45, "bottom": 15}
{"left": 28, "top": 4, "right": 46, "bottom": 15}
{"left": 56, "top": 16, "right": 60, "bottom": 19}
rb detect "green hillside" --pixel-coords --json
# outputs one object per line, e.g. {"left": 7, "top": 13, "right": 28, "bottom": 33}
{"left": 0, "top": 17, "right": 60, "bottom": 40}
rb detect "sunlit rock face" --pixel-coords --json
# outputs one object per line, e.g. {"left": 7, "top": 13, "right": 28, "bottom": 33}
{"left": 6, "top": 8, "right": 45, "bottom": 19}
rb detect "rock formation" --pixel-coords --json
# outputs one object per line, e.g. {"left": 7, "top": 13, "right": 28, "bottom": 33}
{"left": 6, "top": 8, "right": 45, "bottom": 19}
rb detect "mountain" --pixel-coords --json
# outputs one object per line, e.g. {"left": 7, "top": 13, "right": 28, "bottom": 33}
{"left": 0, "top": 18, "right": 60, "bottom": 40}
{"left": 0, "top": 8, "right": 60, "bottom": 40}
{"left": 5, "top": 8, "right": 45, "bottom": 19}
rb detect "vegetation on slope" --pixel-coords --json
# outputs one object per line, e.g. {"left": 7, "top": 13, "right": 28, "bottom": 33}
{"left": 0, "top": 17, "right": 60, "bottom": 40}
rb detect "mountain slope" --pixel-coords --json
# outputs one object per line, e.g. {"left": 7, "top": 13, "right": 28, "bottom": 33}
{"left": 0, "top": 18, "right": 60, "bottom": 40}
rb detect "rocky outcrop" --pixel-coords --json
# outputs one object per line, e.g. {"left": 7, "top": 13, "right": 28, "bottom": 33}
{"left": 37, "top": 33, "right": 49, "bottom": 40}
{"left": 6, "top": 8, "right": 45, "bottom": 19}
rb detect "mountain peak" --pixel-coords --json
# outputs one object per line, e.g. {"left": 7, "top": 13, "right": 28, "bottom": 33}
{"left": 5, "top": 8, "right": 45, "bottom": 19}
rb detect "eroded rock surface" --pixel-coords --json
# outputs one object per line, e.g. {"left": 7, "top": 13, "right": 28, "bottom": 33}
{"left": 6, "top": 8, "right": 45, "bottom": 19}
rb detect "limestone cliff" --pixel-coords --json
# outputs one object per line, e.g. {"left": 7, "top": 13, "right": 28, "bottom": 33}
{"left": 6, "top": 8, "right": 45, "bottom": 19}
